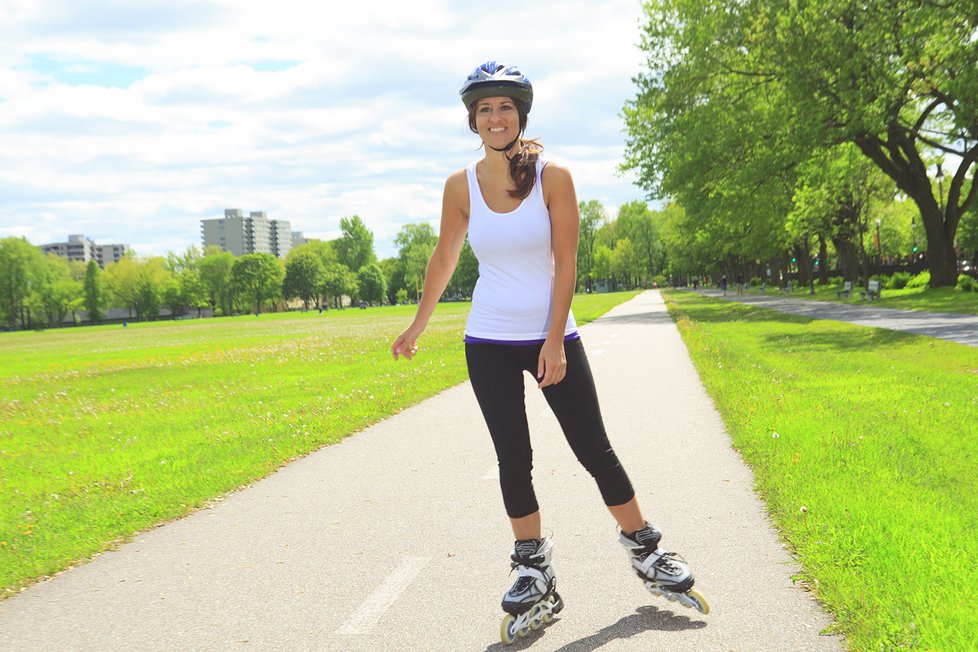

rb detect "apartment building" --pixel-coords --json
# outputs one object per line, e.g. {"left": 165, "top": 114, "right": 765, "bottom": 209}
{"left": 40, "top": 234, "right": 131, "bottom": 268}
{"left": 201, "top": 209, "right": 293, "bottom": 258}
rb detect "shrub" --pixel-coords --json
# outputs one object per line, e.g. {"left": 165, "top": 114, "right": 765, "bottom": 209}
{"left": 907, "top": 271, "right": 931, "bottom": 288}
{"left": 889, "top": 271, "right": 912, "bottom": 289}
{"left": 870, "top": 274, "right": 888, "bottom": 288}
{"left": 956, "top": 274, "right": 976, "bottom": 292}
{"left": 395, "top": 288, "right": 409, "bottom": 305}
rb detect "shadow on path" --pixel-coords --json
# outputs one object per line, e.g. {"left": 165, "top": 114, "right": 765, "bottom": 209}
{"left": 589, "top": 310, "right": 676, "bottom": 327}
{"left": 482, "top": 605, "right": 707, "bottom": 652}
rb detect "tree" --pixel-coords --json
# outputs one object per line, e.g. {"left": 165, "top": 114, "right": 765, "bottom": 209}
{"left": 395, "top": 223, "right": 438, "bottom": 299}
{"left": 321, "top": 262, "right": 358, "bottom": 309}
{"left": 134, "top": 257, "right": 171, "bottom": 320}
{"left": 103, "top": 256, "right": 141, "bottom": 319}
{"left": 83, "top": 260, "right": 105, "bottom": 322}
{"left": 626, "top": 0, "right": 978, "bottom": 287}
{"left": 577, "top": 200, "right": 606, "bottom": 291}
{"left": 199, "top": 249, "right": 235, "bottom": 316}
{"left": 231, "top": 253, "right": 283, "bottom": 314}
{"left": 448, "top": 238, "right": 479, "bottom": 298}
{"left": 283, "top": 248, "right": 326, "bottom": 309}
{"left": 593, "top": 245, "right": 614, "bottom": 285}
{"left": 0, "top": 237, "right": 45, "bottom": 329}
{"left": 30, "top": 254, "right": 82, "bottom": 327}
{"left": 334, "top": 215, "right": 377, "bottom": 272}
{"left": 611, "top": 238, "right": 642, "bottom": 289}
{"left": 379, "top": 256, "right": 406, "bottom": 305}
{"left": 356, "top": 263, "right": 387, "bottom": 306}
{"left": 616, "top": 201, "right": 665, "bottom": 286}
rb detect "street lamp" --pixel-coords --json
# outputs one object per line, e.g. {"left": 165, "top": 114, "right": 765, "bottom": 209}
{"left": 936, "top": 164, "right": 944, "bottom": 213}
{"left": 911, "top": 217, "right": 918, "bottom": 260}
{"left": 875, "top": 218, "right": 882, "bottom": 268}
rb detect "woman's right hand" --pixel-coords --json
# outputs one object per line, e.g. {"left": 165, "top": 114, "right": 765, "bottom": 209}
{"left": 391, "top": 325, "right": 422, "bottom": 361}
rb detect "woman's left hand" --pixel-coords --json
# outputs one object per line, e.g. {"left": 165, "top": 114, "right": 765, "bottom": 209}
{"left": 536, "top": 338, "right": 567, "bottom": 388}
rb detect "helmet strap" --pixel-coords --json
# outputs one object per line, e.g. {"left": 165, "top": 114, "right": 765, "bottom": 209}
{"left": 488, "top": 136, "right": 521, "bottom": 153}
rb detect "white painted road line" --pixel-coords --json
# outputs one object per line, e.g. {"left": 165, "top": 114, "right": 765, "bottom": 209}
{"left": 333, "top": 556, "right": 430, "bottom": 637}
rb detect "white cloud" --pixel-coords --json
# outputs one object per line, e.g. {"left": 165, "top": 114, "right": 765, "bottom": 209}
{"left": 0, "top": 0, "right": 652, "bottom": 260}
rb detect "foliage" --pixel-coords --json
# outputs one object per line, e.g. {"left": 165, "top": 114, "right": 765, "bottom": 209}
{"left": 283, "top": 248, "right": 326, "bottom": 309}
{"left": 0, "top": 237, "right": 45, "bottom": 329}
{"left": 394, "top": 223, "right": 438, "bottom": 300}
{"left": 956, "top": 274, "right": 976, "bottom": 293}
{"left": 355, "top": 263, "right": 388, "bottom": 306}
{"left": 888, "top": 272, "right": 912, "bottom": 290}
{"left": 624, "top": 0, "right": 978, "bottom": 287}
{"left": 321, "top": 262, "right": 357, "bottom": 309}
{"left": 199, "top": 248, "right": 235, "bottom": 316}
{"left": 906, "top": 271, "right": 931, "bottom": 289}
{"left": 83, "top": 260, "right": 105, "bottom": 323}
{"left": 576, "top": 200, "right": 606, "bottom": 290}
{"left": 230, "top": 253, "right": 283, "bottom": 314}
{"left": 333, "top": 215, "right": 377, "bottom": 273}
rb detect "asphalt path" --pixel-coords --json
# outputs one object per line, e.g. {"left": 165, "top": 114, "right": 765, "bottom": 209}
{"left": 697, "top": 289, "right": 978, "bottom": 346}
{"left": 0, "top": 291, "right": 843, "bottom": 651}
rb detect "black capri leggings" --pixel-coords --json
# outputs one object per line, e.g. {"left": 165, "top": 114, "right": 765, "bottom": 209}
{"left": 465, "top": 338, "right": 635, "bottom": 519}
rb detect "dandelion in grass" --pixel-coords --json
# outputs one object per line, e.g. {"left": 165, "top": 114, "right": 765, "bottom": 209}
{"left": 772, "top": 431, "right": 780, "bottom": 439}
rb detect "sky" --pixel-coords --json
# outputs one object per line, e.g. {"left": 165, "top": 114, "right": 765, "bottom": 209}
{"left": 0, "top": 0, "right": 653, "bottom": 260}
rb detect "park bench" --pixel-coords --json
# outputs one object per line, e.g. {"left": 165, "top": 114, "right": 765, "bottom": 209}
{"left": 836, "top": 281, "right": 853, "bottom": 298}
{"left": 860, "top": 279, "right": 882, "bottom": 301}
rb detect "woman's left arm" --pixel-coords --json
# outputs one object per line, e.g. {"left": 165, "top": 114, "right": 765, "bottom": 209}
{"left": 537, "top": 162, "right": 580, "bottom": 388}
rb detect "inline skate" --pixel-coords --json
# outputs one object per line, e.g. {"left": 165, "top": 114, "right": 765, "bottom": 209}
{"left": 619, "top": 523, "right": 710, "bottom": 614}
{"left": 499, "top": 537, "right": 563, "bottom": 645}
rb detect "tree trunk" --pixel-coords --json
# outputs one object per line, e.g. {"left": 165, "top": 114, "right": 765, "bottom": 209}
{"left": 918, "top": 203, "right": 959, "bottom": 287}
{"left": 818, "top": 234, "right": 829, "bottom": 284}
{"left": 832, "top": 236, "right": 859, "bottom": 282}
{"left": 854, "top": 131, "right": 976, "bottom": 287}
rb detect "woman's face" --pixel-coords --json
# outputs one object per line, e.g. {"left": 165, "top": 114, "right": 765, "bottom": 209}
{"left": 473, "top": 96, "right": 520, "bottom": 149}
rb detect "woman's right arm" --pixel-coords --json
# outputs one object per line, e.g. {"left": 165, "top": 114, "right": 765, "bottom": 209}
{"left": 391, "top": 170, "right": 469, "bottom": 360}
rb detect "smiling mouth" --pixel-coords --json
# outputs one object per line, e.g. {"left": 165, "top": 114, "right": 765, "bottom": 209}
{"left": 489, "top": 127, "right": 506, "bottom": 133}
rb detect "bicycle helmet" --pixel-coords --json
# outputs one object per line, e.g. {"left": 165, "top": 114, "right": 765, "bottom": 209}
{"left": 459, "top": 61, "right": 533, "bottom": 113}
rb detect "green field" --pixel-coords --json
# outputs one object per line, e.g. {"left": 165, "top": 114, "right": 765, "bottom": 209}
{"left": 664, "top": 289, "right": 978, "bottom": 651}
{"left": 0, "top": 292, "right": 638, "bottom": 596}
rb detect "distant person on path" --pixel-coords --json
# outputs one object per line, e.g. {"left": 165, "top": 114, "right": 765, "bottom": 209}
{"left": 391, "top": 60, "right": 707, "bottom": 640}
{"left": 736, "top": 274, "right": 744, "bottom": 295}
{"left": 719, "top": 275, "right": 728, "bottom": 296}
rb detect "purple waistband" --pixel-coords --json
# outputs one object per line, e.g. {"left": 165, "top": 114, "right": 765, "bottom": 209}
{"left": 464, "top": 332, "right": 581, "bottom": 346}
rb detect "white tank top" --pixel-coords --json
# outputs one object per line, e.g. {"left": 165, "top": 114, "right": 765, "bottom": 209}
{"left": 464, "top": 158, "right": 578, "bottom": 342}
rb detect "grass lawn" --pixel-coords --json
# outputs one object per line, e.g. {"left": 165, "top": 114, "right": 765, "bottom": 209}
{"left": 747, "top": 281, "right": 978, "bottom": 315}
{"left": 0, "top": 291, "right": 638, "bottom": 596}
{"left": 663, "top": 289, "right": 977, "bottom": 651}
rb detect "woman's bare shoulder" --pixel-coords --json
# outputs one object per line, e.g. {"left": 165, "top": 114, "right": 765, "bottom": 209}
{"left": 540, "top": 160, "right": 575, "bottom": 195}
{"left": 444, "top": 168, "right": 470, "bottom": 214}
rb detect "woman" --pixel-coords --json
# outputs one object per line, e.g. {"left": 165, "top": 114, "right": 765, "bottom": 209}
{"left": 391, "top": 61, "right": 708, "bottom": 641}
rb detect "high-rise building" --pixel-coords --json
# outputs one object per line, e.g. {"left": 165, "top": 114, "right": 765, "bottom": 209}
{"left": 201, "top": 209, "right": 293, "bottom": 258}
{"left": 40, "top": 235, "right": 131, "bottom": 268}
{"left": 97, "top": 243, "right": 131, "bottom": 267}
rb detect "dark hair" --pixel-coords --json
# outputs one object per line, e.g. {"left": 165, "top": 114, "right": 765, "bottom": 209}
{"left": 467, "top": 98, "right": 543, "bottom": 201}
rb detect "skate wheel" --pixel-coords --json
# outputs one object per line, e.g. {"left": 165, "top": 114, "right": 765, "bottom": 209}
{"left": 686, "top": 588, "right": 710, "bottom": 615}
{"left": 500, "top": 614, "right": 517, "bottom": 645}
